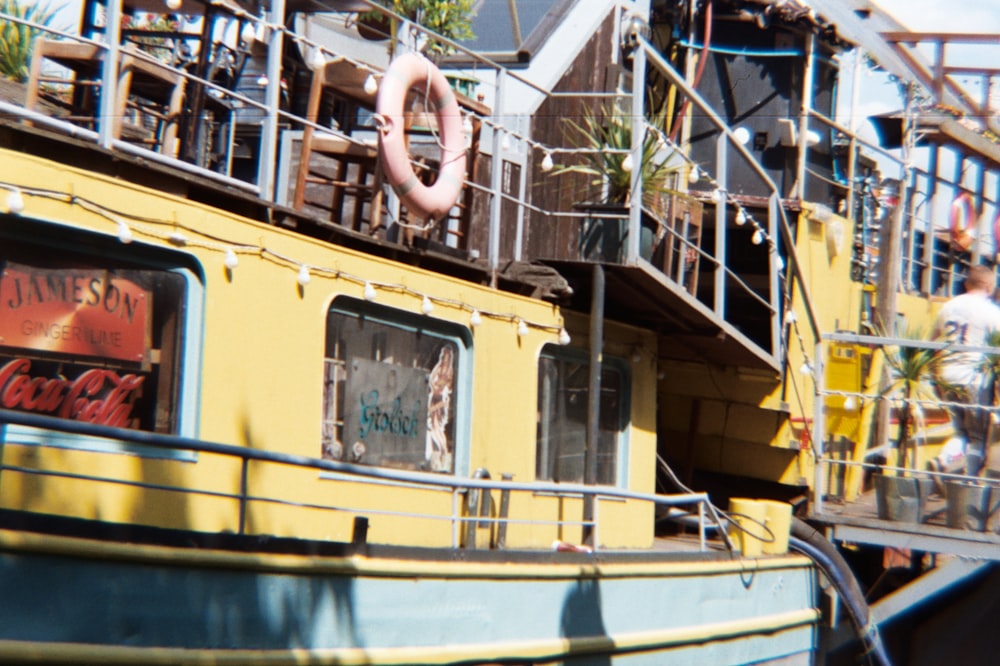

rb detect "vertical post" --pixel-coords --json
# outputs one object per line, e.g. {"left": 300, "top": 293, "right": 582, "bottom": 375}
{"left": 256, "top": 1, "right": 286, "bottom": 200}
{"left": 625, "top": 40, "right": 647, "bottom": 264}
{"left": 922, "top": 145, "right": 940, "bottom": 295}
{"left": 238, "top": 457, "right": 249, "bottom": 535}
{"left": 845, "top": 48, "right": 864, "bottom": 218}
{"left": 496, "top": 473, "right": 513, "bottom": 549}
{"left": 97, "top": 0, "right": 122, "bottom": 150}
{"left": 769, "top": 193, "right": 782, "bottom": 359}
{"left": 489, "top": 69, "right": 507, "bottom": 272}
{"left": 583, "top": 264, "right": 604, "bottom": 545}
{"left": 796, "top": 32, "right": 816, "bottom": 201}
{"left": 813, "top": 339, "right": 826, "bottom": 516}
{"left": 713, "top": 133, "right": 728, "bottom": 317}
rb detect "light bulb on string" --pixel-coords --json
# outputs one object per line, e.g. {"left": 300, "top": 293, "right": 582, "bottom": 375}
{"left": 799, "top": 362, "right": 812, "bottom": 376}
{"left": 421, "top": 295, "right": 434, "bottom": 315}
{"left": 309, "top": 47, "right": 326, "bottom": 70}
{"left": 735, "top": 209, "right": 747, "bottom": 226}
{"left": 6, "top": 187, "right": 24, "bottom": 214}
{"left": 621, "top": 153, "right": 633, "bottom": 173}
{"left": 517, "top": 319, "right": 529, "bottom": 337}
{"left": 843, "top": 396, "right": 858, "bottom": 412}
{"left": 500, "top": 132, "right": 511, "bottom": 151}
{"left": 165, "top": 0, "right": 182, "bottom": 9}
{"left": 688, "top": 166, "right": 700, "bottom": 183}
{"left": 540, "top": 152, "right": 554, "bottom": 172}
{"left": 117, "top": 220, "right": 133, "bottom": 244}
{"left": 363, "top": 73, "right": 378, "bottom": 96}
{"left": 784, "top": 310, "right": 797, "bottom": 325}
{"left": 752, "top": 228, "right": 764, "bottom": 245}
{"left": 558, "top": 328, "right": 571, "bottom": 345}
{"left": 168, "top": 231, "right": 188, "bottom": 245}
{"left": 240, "top": 21, "right": 256, "bottom": 44}
{"left": 462, "top": 115, "right": 474, "bottom": 136}
{"left": 363, "top": 281, "right": 377, "bottom": 301}
{"left": 297, "top": 264, "right": 311, "bottom": 286}
{"left": 774, "top": 253, "right": 785, "bottom": 270}
{"left": 224, "top": 248, "right": 239, "bottom": 270}
{"left": 470, "top": 309, "right": 482, "bottom": 327}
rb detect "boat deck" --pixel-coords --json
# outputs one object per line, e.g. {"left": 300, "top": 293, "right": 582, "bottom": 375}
{"left": 811, "top": 486, "right": 1000, "bottom": 562}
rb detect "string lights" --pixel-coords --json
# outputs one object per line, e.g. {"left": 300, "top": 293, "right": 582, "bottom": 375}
{"left": 0, "top": 180, "right": 571, "bottom": 345}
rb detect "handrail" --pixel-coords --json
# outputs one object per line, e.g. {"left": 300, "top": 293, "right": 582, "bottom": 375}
{"left": 0, "top": 409, "right": 723, "bottom": 551}
{"left": 638, "top": 35, "right": 822, "bottom": 347}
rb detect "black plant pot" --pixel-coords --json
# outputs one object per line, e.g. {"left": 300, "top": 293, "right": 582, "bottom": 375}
{"left": 945, "top": 480, "right": 1000, "bottom": 532}
{"left": 873, "top": 473, "right": 933, "bottom": 523}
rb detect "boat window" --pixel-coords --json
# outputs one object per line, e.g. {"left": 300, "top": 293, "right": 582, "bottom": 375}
{"left": 535, "top": 346, "right": 629, "bottom": 486}
{"left": 322, "top": 297, "right": 469, "bottom": 474}
{"left": 0, "top": 234, "right": 198, "bottom": 450}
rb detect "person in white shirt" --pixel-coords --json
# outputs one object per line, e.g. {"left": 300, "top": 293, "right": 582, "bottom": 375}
{"left": 928, "top": 264, "right": 1000, "bottom": 481}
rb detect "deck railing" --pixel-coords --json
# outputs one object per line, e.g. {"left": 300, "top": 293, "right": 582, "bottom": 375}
{"left": 812, "top": 331, "right": 1000, "bottom": 521}
{"left": 0, "top": 408, "right": 728, "bottom": 552}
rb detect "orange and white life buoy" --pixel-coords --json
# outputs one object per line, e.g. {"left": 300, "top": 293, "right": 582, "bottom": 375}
{"left": 949, "top": 192, "right": 975, "bottom": 250}
{"left": 375, "top": 53, "right": 467, "bottom": 221}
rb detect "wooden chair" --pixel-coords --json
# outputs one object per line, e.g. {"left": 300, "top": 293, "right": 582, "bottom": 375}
{"left": 660, "top": 195, "right": 704, "bottom": 296}
{"left": 25, "top": 37, "right": 186, "bottom": 155}
{"left": 292, "top": 57, "right": 383, "bottom": 233}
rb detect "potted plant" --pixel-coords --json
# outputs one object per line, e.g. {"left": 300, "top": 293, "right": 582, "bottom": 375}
{"left": 872, "top": 325, "right": 940, "bottom": 522}
{"left": 0, "top": 0, "right": 61, "bottom": 83}
{"left": 550, "top": 104, "right": 691, "bottom": 264}
{"left": 355, "top": 0, "right": 476, "bottom": 56}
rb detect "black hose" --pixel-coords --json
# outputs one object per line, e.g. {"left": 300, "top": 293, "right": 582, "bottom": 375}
{"left": 790, "top": 518, "right": 892, "bottom": 666}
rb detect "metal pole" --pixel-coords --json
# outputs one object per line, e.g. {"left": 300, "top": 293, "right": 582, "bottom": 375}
{"left": 489, "top": 69, "right": 507, "bottom": 274}
{"left": 714, "top": 133, "right": 728, "bottom": 317}
{"left": 97, "top": 0, "right": 122, "bottom": 150}
{"left": 583, "top": 263, "right": 605, "bottom": 545}
{"left": 256, "top": 1, "right": 286, "bottom": 200}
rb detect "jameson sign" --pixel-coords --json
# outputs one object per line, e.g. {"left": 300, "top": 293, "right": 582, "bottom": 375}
{"left": 343, "top": 357, "right": 428, "bottom": 468}
{"left": 0, "top": 356, "right": 146, "bottom": 428}
{"left": 0, "top": 262, "right": 148, "bottom": 363}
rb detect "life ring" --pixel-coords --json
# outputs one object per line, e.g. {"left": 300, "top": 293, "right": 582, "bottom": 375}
{"left": 375, "top": 53, "right": 467, "bottom": 221}
{"left": 949, "top": 192, "right": 975, "bottom": 250}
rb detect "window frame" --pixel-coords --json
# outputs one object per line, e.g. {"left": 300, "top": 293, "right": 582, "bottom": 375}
{"left": 320, "top": 296, "right": 473, "bottom": 478}
{"left": 0, "top": 220, "right": 204, "bottom": 461}
{"left": 535, "top": 344, "right": 630, "bottom": 488}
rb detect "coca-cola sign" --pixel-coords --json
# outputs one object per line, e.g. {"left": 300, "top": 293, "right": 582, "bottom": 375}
{"left": 0, "top": 262, "right": 148, "bottom": 363}
{"left": 0, "top": 357, "right": 146, "bottom": 429}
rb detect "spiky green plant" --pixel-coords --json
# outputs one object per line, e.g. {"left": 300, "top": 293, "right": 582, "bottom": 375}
{"left": 551, "top": 104, "right": 683, "bottom": 218}
{"left": 878, "top": 325, "right": 946, "bottom": 472}
{"left": 0, "top": 0, "right": 61, "bottom": 82}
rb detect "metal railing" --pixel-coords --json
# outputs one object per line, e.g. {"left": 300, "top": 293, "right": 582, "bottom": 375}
{"left": 0, "top": 408, "right": 726, "bottom": 552}
{"left": 812, "top": 331, "right": 1000, "bottom": 517}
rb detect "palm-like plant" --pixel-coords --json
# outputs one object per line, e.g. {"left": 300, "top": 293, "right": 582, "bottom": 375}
{"left": 551, "top": 104, "right": 683, "bottom": 218}
{"left": 0, "top": 0, "right": 61, "bottom": 82}
{"left": 878, "top": 325, "right": 945, "bottom": 472}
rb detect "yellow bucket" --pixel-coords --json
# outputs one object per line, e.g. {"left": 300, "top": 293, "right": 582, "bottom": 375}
{"left": 759, "top": 500, "right": 792, "bottom": 555}
{"left": 728, "top": 498, "right": 769, "bottom": 557}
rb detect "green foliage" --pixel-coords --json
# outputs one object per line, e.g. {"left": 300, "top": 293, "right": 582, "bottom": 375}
{"left": 0, "top": 0, "right": 61, "bottom": 82}
{"left": 551, "top": 104, "right": 682, "bottom": 217}
{"left": 365, "top": 0, "right": 476, "bottom": 55}
{"left": 878, "top": 325, "right": 945, "bottom": 471}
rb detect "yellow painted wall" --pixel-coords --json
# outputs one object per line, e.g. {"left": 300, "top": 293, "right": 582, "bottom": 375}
{"left": 0, "top": 149, "right": 659, "bottom": 551}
